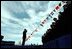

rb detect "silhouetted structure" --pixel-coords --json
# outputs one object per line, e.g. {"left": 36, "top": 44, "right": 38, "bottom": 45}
{"left": 53, "top": 18, "right": 57, "bottom": 22}
{"left": 1, "top": 41, "right": 15, "bottom": 46}
{"left": 42, "top": 2, "right": 71, "bottom": 48}
{"left": 22, "top": 29, "right": 27, "bottom": 46}
{"left": 1, "top": 35, "right": 4, "bottom": 41}
{"left": 1, "top": 35, "right": 15, "bottom": 46}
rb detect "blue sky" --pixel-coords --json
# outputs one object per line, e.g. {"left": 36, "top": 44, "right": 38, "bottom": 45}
{"left": 1, "top": 1, "right": 64, "bottom": 45}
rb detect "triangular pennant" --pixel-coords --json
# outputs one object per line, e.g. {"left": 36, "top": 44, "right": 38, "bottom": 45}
{"left": 55, "top": 6, "right": 60, "bottom": 10}
{"left": 50, "top": 12, "right": 54, "bottom": 15}
{"left": 46, "top": 17, "right": 48, "bottom": 20}
{"left": 59, "top": 3, "right": 61, "bottom": 6}
{"left": 53, "top": 9, "right": 56, "bottom": 12}
{"left": 40, "top": 24, "right": 43, "bottom": 27}
{"left": 49, "top": 14, "right": 52, "bottom": 18}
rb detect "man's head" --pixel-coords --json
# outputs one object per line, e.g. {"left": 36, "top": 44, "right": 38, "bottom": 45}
{"left": 23, "top": 29, "right": 27, "bottom": 33}
{"left": 25, "top": 29, "right": 27, "bottom": 31}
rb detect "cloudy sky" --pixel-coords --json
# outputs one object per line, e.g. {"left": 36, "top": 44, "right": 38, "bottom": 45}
{"left": 1, "top": 1, "right": 64, "bottom": 45}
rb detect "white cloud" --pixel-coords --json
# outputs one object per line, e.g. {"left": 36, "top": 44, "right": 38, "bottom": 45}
{"left": 1, "top": 1, "right": 64, "bottom": 45}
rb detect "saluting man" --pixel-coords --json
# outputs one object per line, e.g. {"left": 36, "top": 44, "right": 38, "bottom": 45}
{"left": 22, "top": 29, "right": 27, "bottom": 46}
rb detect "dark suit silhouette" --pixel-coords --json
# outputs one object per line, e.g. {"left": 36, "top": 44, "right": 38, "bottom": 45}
{"left": 22, "top": 29, "right": 27, "bottom": 46}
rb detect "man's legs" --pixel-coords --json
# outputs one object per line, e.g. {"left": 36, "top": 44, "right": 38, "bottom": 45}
{"left": 22, "top": 39, "right": 25, "bottom": 46}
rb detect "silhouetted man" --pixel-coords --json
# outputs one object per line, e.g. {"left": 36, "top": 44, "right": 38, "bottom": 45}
{"left": 22, "top": 29, "right": 27, "bottom": 46}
